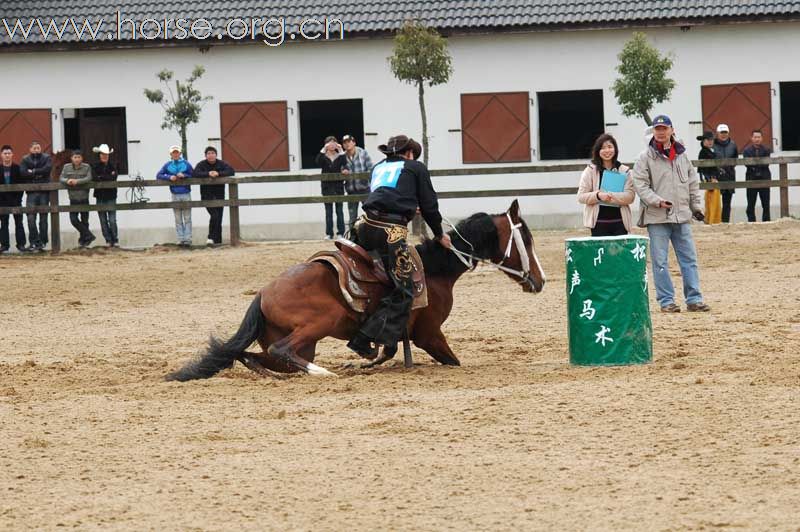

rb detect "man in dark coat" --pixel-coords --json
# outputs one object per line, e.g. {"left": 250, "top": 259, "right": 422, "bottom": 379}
{"left": 696, "top": 131, "right": 721, "bottom": 225}
{"left": 92, "top": 144, "right": 119, "bottom": 246}
{"left": 713, "top": 124, "right": 738, "bottom": 223}
{"left": 19, "top": 141, "right": 52, "bottom": 251}
{"left": 315, "top": 136, "right": 348, "bottom": 239}
{"left": 194, "top": 146, "right": 235, "bottom": 245}
{"left": 347, "top": 134, "right": 452, "bottom": 358}
{"left": 0, "top": 144, "right": 29, "bottom": 252}
{"left": 742, "top": 130, "right": 772, "bottom": 222}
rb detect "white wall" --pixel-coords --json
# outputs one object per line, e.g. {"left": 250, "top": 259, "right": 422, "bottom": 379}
{"left": 3, "top": 20, "right": 799, "bottom": 243}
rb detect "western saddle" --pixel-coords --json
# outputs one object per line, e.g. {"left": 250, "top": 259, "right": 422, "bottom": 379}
{"left": 307, "top": 238, "right": 428, "bottom": 315}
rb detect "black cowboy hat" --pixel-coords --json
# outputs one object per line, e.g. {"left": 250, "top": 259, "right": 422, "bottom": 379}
{"left": 696, "top": 130, "right": 714, "bottom": 142}
{"left": 378, "top": 135, "right": 422, "bottom": 160}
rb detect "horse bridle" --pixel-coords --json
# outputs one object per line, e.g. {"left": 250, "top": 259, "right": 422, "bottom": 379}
{"left": 446, "top": 211, "right": 538, "bottom": 285}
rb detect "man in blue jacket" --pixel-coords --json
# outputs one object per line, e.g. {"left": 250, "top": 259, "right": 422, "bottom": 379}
{"left": 157, "top": 145, "right": 194, "bottom": 246}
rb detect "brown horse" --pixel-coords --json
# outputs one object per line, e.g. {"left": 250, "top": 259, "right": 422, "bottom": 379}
{"left": 50, "top": 150, "right": 73, "bottom": 181}
{"left": 166, "top": 199, "right": 546, "bottom": 380}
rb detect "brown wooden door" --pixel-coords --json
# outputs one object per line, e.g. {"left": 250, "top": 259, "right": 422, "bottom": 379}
{"left": 0, "top": 108, "right": 53, "bottom": 163}
{"left": 701, "top": 82, "right": 772, "bottom": 149}
{"left": 79, "top": 114, "right": 128, "bottom": 174}
{"left": 461, "top": 92, "right": 531, "bottom": 164}
{"left": 220, "top": 101, "right": 289, "bottom": 171}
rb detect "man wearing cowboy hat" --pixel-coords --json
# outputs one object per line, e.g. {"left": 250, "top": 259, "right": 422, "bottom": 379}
{"left": 92, "top": 144, "right": 119, "bottom": 247}
{"left": 347, "top": 134, "right": 451, "bottom": 359}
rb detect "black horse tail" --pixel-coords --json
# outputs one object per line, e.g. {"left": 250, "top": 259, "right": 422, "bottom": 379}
{"left": 165, "top": 294, "right": 266, "bottom": 382}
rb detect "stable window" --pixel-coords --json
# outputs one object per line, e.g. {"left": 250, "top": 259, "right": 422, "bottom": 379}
{"left": 460, "top": 92, "right": 531, "bottom": 164}
{"left": 537, "top": 90, "right": 604, "bottom": 160}
{"left": 220, "top": 101, "right": 289, "bottom": 172}
{"left": 298, "top": 99, "right": 364, "bottom": 169}
{"left": 62, "top": 107, "right": 128, "bottom": 174}
{"left": 780, "top": 82, "right": 800, "bottom": 150}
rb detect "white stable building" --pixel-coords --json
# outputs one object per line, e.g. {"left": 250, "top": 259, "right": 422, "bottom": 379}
{"left": 1, "top": 1, "right": 799, "bottom": 245}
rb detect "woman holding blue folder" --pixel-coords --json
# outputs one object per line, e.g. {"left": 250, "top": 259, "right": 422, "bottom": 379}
{"left": 577, "top": 134, "right": 635, "bottom": 236}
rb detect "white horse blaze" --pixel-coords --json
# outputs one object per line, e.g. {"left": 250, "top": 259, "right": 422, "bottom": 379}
{"left": 531, "top": 247, "right": 546, "bottom": 284}
{"left": 507, "top": 212, "right": 546, "bottom": 286}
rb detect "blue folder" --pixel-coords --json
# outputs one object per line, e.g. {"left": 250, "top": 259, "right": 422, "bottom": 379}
{"left": 599, "top": 170, "right": 626, "bottom": 207}
{"left": 600, "top": 170, "right": 626, "bottom": 193}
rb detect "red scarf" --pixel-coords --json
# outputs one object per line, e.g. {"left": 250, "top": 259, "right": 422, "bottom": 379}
{"left": 655, "top": 141, "right": 677, "bottom": 161}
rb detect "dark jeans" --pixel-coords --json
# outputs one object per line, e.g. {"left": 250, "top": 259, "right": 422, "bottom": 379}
{"left": 0, "top": 211, "right": 26, "bottom": 250}
{"left": 206, "top": 206, "right": 223, "bottom": 244}
{"left": 69, "top": 199, "right": 95, "bottom": 245}
{"left": 746, "top": 183, "right": 771, "bottom": 222}
{"left": 324, "top": 201, "right": 345, "bottom": 237}
{"left": 721, "top": 190, "right": 734, "bottom": 223}
{"left": 350, "top": 220, "right": 414, "bottom": 349}
{"left": 591, "top": 220, "right": 627, "bottom": 237}
{"left": 347, "top": 200, "right": 360, "bottom": 229}
{"left": 96, "top": 198, "right": 118, "bottom": 244}
{"left": 26, "top": 192, "right": 49, "bottom": 248}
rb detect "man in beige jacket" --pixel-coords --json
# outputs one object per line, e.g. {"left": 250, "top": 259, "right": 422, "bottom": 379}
{"left": 632, "top": 114, "right": 710, "bottom": 313}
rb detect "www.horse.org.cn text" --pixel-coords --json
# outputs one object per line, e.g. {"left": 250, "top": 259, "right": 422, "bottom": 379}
{"left": 0, "top": 12, "right": 346, "bottom": 47}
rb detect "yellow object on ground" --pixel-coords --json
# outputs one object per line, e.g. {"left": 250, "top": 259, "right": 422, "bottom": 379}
{"left": 705, "top": 189, "right": 722, "bottom": 224}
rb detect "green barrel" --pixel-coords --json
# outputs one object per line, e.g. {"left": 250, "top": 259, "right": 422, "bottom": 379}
{"left": 565, "top": 235, "right": 652, "bottom": 366}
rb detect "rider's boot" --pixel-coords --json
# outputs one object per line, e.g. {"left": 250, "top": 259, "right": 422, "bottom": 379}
{"left": 381, "top": 343, "right": 398, "bottom": 358}
{"left": 347, "top": 332, "right": 377, "bottom": 359}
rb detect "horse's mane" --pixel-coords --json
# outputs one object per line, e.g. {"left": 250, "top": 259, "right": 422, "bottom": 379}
{"left": 417, "top": 213, "right": 500, "bottom": 277}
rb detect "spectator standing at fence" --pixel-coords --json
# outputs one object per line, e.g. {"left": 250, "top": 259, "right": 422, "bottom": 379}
{"left": 315, "top": 136, "right": 347, "bottom": 239}
{"left": 194, "top": 146, "right": 235, "bottom": 246}
{"left": 577, "top": 133, "right": 634, "bottom": 237}
{"left": 340, "top": 134, "right": 373, "bottom": 232}
{"left": 713, "top": 124, "right": 738, "bottom": 223}
{"left": 696, "top": 131, "right": 722, "bottom": 225}
{"left": 157, "top": 145, "right": 194, "bottom": 247}
{"left": 742, "top": 130, "right": 772, "bottom": 222}
{"left": 632, "top": 114, "right": 710, "bottom": 313}
{"left": 19, "top": 141, "right": 52, "bottom": 252}
{"left": 91, "top": 144, "right": 119, "bottom": 247}
{"left": 0, "top": 145, "right": 29, "bottom": 253}
{"left": 60, "top": 150, "right": 96, "bottom": 248}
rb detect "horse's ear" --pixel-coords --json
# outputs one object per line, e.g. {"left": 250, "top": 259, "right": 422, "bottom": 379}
{"left": 508, "top": 199, "right": 521, "bottom": 222}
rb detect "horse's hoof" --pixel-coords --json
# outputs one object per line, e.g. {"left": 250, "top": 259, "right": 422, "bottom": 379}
{"left": 305, "top": 362, "right": 338, "bottom": 377}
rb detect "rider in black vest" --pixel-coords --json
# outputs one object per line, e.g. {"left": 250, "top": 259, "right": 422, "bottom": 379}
{"left": 347, "top": 135, "right": 452, "bottom": 358}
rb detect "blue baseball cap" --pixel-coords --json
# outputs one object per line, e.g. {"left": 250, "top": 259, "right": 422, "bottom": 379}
{"left": 652, "top": 115, "right": 673, "bottom": 127}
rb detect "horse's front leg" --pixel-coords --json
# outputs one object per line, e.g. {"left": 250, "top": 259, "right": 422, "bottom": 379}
{"left": 412, "top": 326, "right": 461, "bottom": 366}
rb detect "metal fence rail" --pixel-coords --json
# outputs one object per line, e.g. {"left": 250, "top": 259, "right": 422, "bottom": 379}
{"left": 0, "top": 156, "right": 797, "bottom": 253}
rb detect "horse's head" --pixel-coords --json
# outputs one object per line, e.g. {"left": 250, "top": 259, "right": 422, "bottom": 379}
{"left": 490, "top": 199, "right": 546, "bottom": 294}
{"left": 50, "top": 150, "right": 73, "bottom": 182}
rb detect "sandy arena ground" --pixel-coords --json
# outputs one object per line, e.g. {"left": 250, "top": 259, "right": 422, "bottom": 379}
{"left": 1, "top": 220, "right": 799, "bottom": 531}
